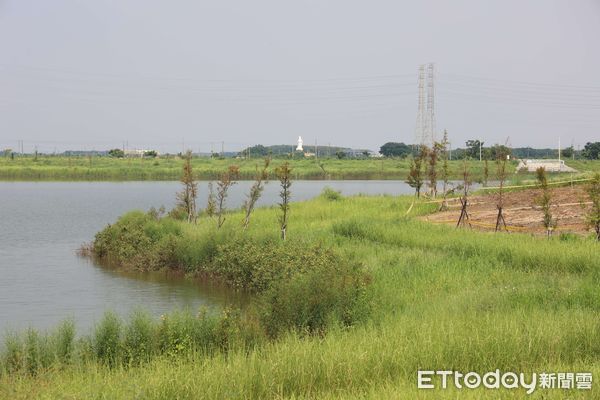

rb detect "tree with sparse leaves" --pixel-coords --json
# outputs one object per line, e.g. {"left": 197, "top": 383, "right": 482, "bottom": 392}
{"left": 494, "top": 149, "right": 510, "bottom": 232}
{"left": 242, "top": 158, "right": 270, "bottom": 229}
{"left": 536, "top": 167, "right": 557, "bottom": 237}
{"left": 406, "top": 146, "right": 427, "bottom": 198}
{"left": 276, "top": 162, "right": 292, "bottom": 240}
{"left": 428, "top": 142, "right": 442, "bottom": 198}
{"left": 456, "top": 157, "right": 472, "bottom": 228}
{"left": 216, "top": 165, "right": 240, "bottom": 228}
{"left": 175, "top": 150, "right": 198, "bottom": 223}
{"left": 439, "top": 130, "right": 451, "bottom": 210}
{"left": 584, "top": 173, "right": 600, "bottom": 241}
{"left": 205, "top": 182, "right": 216, "bottom": 217}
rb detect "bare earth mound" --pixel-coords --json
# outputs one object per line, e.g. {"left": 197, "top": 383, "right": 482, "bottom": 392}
{"left": 422, "top": 185, "right": 593, "bottom": 236}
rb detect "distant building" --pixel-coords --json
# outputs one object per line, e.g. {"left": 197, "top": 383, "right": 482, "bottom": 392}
{"left": 296, "top": 136, "right": 303, "bottom": 151}
{"left": 516, "top": 159, "right": 576, "bottom": 173}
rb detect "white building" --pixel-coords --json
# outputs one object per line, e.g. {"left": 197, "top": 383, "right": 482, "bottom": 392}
{"left": 296, "top": 136, "right": 303, "bottom": 151}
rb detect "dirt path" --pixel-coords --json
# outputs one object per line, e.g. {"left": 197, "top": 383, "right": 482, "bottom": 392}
{"left": 421, "top": 185, "right": 594, "bottom": 236}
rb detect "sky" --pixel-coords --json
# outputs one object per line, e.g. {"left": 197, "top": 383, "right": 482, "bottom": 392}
{"left": 0, "top": 0, "right": 599, "bottom": 153}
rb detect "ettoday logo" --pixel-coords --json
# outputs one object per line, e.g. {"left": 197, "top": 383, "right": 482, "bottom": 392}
{"left": 417, "top": 370, "right": 592, "bottom": 394}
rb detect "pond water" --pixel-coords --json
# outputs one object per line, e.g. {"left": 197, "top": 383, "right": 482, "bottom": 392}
{"left": 0, "top": 180, "right": 426, "bottom": 333}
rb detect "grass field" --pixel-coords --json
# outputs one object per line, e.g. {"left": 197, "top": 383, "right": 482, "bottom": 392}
{"left": 0, "top": 155, "right": 519, "bottom": 181}
{"left": 2, "top": 190, "right": 599, "bottom": 399}
{"left": 1, "top": 155, "right": 598, "bottom": 183}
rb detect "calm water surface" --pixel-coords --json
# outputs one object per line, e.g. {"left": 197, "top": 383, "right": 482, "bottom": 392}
{"left": 0, "top": 180, "right": 418, "bottom": 333}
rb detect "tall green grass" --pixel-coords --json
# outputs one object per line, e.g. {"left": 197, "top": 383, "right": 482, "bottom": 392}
{"left": 0, "top": 155, "right": 530, "bottom": 181}
{"left": 2, "top": 193, "right": 599, "bottom": 398}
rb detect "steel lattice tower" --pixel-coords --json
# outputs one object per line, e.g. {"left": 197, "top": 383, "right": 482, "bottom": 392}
{"left": 425, "top": 63, "right": 436, "bottom": 145}
{"left": 414, "top": 65, "right": 426, "bottom": 145}
{"left": 415, "top": 63, "right": 436, "bottom": 147}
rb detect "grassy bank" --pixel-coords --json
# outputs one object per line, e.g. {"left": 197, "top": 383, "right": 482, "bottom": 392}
{"left": 0, "top": 155, "right": 527, "bottom": 181}
{"left": 2, "top": 193, "right": 599, "bottom": 398}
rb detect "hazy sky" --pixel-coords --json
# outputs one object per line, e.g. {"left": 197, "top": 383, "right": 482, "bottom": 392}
{"left": 0, "top": 0, "right": 599, "bottom": 153}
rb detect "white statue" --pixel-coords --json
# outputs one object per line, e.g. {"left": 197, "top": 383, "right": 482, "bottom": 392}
{"left": 296, "top": 136, "right": 303, "bottom": 151}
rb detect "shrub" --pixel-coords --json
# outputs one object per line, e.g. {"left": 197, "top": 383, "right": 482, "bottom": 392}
{"left": 93, "top": 211, "right": 182, "bottom": 270}
{"left": 158, "top": 311, "right": 195, "bottom": 356}
{"left": 212, "top": 236, "right": 371, "bottom": 337}
{"left": 93, "top": 211, "right": 155, "bottom": 261}
{"left": 93, "top": 312, "right": 122, "bottom": 367}
{"left": 212, "top": 237, "right": 337, "bottom": 292}
{"left": 320, "top": 187, "right": 343, "bottom": 201}
{"left": 3, "top": 334, "right": 23, "bottom": 374}
{"left": 24, "top": 329, "right": 41, "bottom": 375}
{"left": 52, "top": 320, "right": 75, "bottom": 366}
{"left": 123, "top": 311, "right": 155, "bottom": 365}
{"left": 259, "top": 258, "right": 371, "bottom": 338}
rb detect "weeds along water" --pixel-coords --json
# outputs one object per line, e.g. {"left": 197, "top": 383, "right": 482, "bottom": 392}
{"left": 0, "top": 156, "right": 532, "bottom": 181}
{"left": 1, "top": 192, "right": 599, "bottom": 399}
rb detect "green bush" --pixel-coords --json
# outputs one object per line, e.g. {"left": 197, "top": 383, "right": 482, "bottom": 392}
{"left": 2, "top": 334, "right": 23, "bottom": 374}
{"left": 320, "top": 186, "right": 343, "bottom": 201}
{"left": 24, "top": 329, "right": 41, "bottom": 375}
{"left": 93, "top": 312, "right": 122, "bottom": 366}
{"left": 93, "top": 211, "right": 155, "bottom": 262}
{"left": 212, "top": 237, "right": 335, "bottom": 291}
{"left": 212, "top": 236, "right": 371, "bottom": 337}
{"left": 174, "top": 229, "right": 227, "bottom": 273}
{"left": 53, "top": 320, "right": 75, "bottom": 365}
{"left": 259, "top": 257, "right": 371, "bottom": 338}
{"left": 123, "top": 311, "right": 155, "bottom": 365}
{"left": 93, "top": 211, "right": 182, "bottom": 270}
{"left": 157, "top": 311, "right": 195, "bottom": 356}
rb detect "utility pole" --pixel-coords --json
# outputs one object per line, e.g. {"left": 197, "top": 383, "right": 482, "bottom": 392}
{"left": 479, "top": 140, "right": 482, "bottom": 162}
{"left": 221, "top": 141, "right": 224, "bottom": 157}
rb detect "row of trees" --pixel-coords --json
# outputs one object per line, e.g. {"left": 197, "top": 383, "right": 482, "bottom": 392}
{"left": 381, "top": 140, "right": 600, "bottom": 160}
{"left": 174, "top": 151, "right": 292, "bottom": 240}
{"left": 405, "top": 130, "right": 452, "bottom": 202}
{"left": 404, "top": 132, "right": 600, "bottom": 239}
{"left": 582, "top": 142, "right": 600, "bottom": 160}
{"left": 535, "top": 168, "right": 600, "bottom": 240}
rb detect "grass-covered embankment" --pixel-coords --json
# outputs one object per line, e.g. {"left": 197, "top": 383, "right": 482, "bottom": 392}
{"left": 0, "top": 155, "right": 527, "bottom": 181}
{"left": 2, "top": 192, "right": 600, "bottom": 399}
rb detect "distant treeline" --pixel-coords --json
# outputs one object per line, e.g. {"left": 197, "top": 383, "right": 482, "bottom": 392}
{"left": 3, "top": 141, "right": 599, "bottom": 160}
{"left": 238, "top": 144, "right": 363, "bottom": 158}
{"left": 379, "top": 141, "right": 600, "bottom": 160}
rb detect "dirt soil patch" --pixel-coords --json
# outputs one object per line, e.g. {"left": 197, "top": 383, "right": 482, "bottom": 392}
{"left": 422, "top": 185, "right": 594, "bottom": 236}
